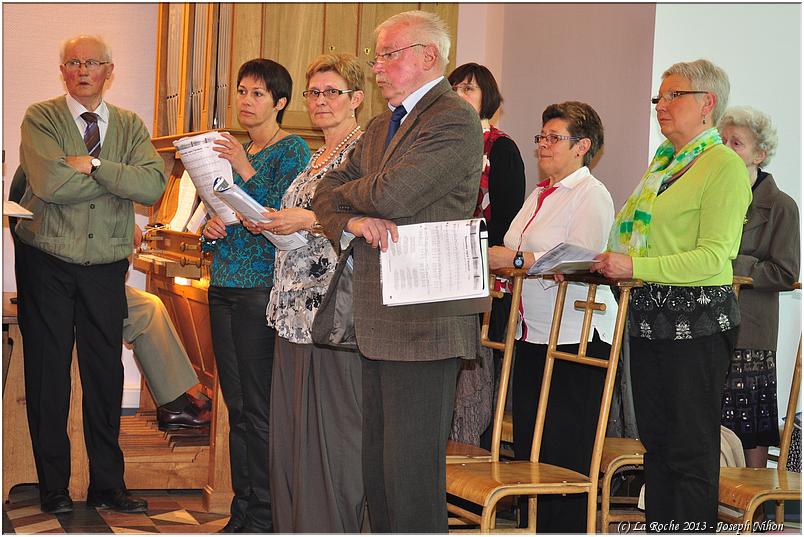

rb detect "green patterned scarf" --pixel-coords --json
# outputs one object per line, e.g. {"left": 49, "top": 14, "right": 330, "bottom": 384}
{"left": 607, "top": 127, "right": 723, "bottom": 256}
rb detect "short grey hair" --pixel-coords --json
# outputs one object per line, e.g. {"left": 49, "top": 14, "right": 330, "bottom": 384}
{"left": 60, "top": 35, "right": 113, "bottom": 63}
{"left": 718, "top": 105, "right": 779, "bottom": 168}
{"left": 375, "top": 10, "right": 451, "bottom": 71}
{"left": 662, "top": 59, "right": 730, "bottom": 125}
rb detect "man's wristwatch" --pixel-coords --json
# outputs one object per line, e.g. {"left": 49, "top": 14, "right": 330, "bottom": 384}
{"left": 513, "top": 250, "right": 525, "bottom": 269}
{"left": 90, "top": 158, "right": 101, "bottom": 174}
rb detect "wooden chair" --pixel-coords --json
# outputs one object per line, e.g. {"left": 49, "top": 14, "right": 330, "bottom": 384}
{"left": 446, "top": 273, "right": 641, "bottom": 532}
{"left": 717, "top": 281, "right": 802, "bottom": 532}
{"left": 447, "top": 268, "right": 527, "bottom": 465}
{"left": 598, "top": 276, "right": 754, "bottom": 532}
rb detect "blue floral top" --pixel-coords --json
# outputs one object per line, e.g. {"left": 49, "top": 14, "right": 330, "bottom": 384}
{"left": 202, "top": 135, "right": 310, "bottom": 288}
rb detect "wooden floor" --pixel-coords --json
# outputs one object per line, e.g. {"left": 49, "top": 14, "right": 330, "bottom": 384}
{"left": 3, "top": 485, "right": 229, "bottom": 534}
{"left": 4, "top": 484, "right": 800, "bottom": 534}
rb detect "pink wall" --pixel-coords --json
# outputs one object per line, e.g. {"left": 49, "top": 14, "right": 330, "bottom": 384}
{"left": 496, "top": 3, "right": 656, "bottom": 208}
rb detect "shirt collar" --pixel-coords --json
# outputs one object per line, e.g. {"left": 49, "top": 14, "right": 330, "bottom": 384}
{"left": 552, "top": 166, "right": 590, "bottom": 190}
{"left": 66, "top": 93, "right": 109, "bottom": 124}
{"left": 389, "top": 76, "right": 444, "bottom": 116}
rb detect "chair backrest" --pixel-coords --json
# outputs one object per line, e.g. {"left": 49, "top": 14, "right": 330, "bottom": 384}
{"left": 779, "top": 282, "right": 802, "bottom": 470}
{"left": 529, "top": 275, "right": 640, "bottom": 486}
{"left": 480, "top": 267, "right": 528, "bottom": 461}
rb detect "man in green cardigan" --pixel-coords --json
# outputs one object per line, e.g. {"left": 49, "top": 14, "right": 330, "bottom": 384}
{"left": 14, "top": 34, "right": 166, "bottom": 514}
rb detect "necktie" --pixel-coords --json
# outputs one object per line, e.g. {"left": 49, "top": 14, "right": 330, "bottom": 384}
{"left": 384, "top": 105, "right": 407, "bottom": 149}
{"left": 81, "top": 112, "right": 101, "bottom": 157}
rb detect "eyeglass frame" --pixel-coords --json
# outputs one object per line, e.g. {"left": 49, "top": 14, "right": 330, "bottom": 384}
{"left": 650, "top": 90, "right": 709, "bottom": 105}
{"left": 367, "top": 43, "right": 425, "bottom": 68}
{"left": 451, "top": 83, "right": 479, "bottom": 93}
{"left": 302, "top": 88, "right": 356, "bottom": 100}
{"left": 534, "top": 133, "right": 582, "bottom": 145}
{"left": 62, "top": 59, "right": 110, "bottom": 71}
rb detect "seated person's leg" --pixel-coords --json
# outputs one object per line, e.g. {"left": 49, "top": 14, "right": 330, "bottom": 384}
{"left": 123, "top": 286, "right": 210, "bottom": 429}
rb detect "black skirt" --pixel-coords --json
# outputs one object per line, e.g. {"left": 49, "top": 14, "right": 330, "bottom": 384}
{"left": 721, "top": 348, "right": 780, "bottom": 449}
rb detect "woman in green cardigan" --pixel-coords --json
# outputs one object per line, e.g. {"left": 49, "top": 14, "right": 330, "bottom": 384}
{"left": 592, "top": 59, "right": 751, "bottom": 530}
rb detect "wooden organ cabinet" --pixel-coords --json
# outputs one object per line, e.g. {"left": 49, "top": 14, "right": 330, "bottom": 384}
{"left": 130, "top": 2, "right": 459, "bottom": 512}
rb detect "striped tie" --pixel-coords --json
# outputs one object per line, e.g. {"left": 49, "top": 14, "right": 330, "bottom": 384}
{"left": 81, "top": 112, "right": 101, "bottom": 157}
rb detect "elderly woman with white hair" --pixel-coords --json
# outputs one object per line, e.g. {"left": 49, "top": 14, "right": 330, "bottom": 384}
{"left": 592, "top": 59, "right": 751, "bottom": 529}
{"left": 718, "top": 106, "right": 800, "bottom": 471}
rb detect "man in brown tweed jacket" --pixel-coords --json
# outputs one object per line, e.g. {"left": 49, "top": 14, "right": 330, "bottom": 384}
{"left": 313, "top": 10, "right": 483, "bottom": 532}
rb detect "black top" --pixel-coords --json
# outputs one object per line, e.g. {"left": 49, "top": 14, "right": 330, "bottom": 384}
{"left": 487, "top": 136, "right": 525, "bottom": 246}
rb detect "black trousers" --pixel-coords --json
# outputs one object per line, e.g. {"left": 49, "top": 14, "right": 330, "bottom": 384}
{"left": 512, "top": 332, "right": 609, "bottom": 533}
{"left": 362, "top": 356, "right": 460, "bottom": 533}
{"left": 208, "top": 286, "right": 274, "bottom": 531}
{"left": 16, "top": 241, "right": 128, "bottom": 494}
{"left": 631, "top": 329, "right": 736, "bottom": 532}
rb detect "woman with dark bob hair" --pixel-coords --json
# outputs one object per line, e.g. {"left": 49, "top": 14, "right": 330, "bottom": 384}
{"left": 201, "top": 58, "right": 310, "bottom": 532}
{"left": 447, "top": 63, "right": 525, "bottom": 447}
{"left": 488, "top": 101, "right": 617, "bottom": 532}
{"left": 593, "top": 59, "right": 751, "bottom": 529}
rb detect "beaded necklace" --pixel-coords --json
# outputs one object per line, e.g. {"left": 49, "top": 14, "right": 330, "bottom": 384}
{"left": 310, "top": 125, "right": 361, "bottom": 170}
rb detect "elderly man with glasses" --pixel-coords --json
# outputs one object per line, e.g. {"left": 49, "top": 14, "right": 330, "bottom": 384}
{"left": 313, "top": 10, "right": 483, "bottom": 532}
{"left": 13, "top": 34, "right": 165, "bottom": 514}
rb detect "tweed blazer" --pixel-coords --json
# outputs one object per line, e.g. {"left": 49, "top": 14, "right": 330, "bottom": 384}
{"left": 313, "top": 78, "right": 484, "bottom": 362}
{"left": 732, "top": 173, "right": 800, "bottom": 350}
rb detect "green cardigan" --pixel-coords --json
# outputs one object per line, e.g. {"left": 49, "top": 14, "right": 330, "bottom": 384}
{"left": 631, "top": 144, "right": 751, "bottom": 286}
{"left": 16, "top": 96, "right": 166, "bottom": 265}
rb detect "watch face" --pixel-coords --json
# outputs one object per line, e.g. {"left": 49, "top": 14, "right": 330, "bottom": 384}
{"left": 514, "top": 253, "right": 524, "bottom": 268}
{"left": 91, "top": 158, "right": 101, "bottom": 167}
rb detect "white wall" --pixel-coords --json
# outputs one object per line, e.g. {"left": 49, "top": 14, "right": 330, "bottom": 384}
{"left": 651, "top": 3, "right": 802, "bottom": 417}
{"left": 3, "top": 3, "right": 159, "bottom": 406}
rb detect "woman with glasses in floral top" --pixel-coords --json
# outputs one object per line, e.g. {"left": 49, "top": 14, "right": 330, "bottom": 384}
{"left": 244, "top": 53, "right": 366, "bottom": 533}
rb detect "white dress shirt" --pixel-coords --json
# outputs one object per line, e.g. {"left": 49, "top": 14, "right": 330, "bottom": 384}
{"left": 503, "top": 166, "right": 617, "bottom": 345}
{"left": 66, "top": 93, "right": 110, "bottom": 145}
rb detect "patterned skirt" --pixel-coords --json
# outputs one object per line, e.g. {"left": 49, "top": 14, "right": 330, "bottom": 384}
{"left": 721, "top": 348, "right": 780, "bottom": 449}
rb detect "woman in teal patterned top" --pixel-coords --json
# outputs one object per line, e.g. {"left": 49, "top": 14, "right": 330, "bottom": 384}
{"left": 200, "top": 58, "right": 310, "bottom": 533}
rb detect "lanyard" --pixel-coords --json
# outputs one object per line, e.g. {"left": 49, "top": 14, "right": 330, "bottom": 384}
{"left": 516, "top": 180, "right": 558, "bottom": 251}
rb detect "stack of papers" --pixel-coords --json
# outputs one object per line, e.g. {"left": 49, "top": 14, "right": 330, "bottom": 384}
{"left": 527, "top": 242, "right": 599, "bottom": 275}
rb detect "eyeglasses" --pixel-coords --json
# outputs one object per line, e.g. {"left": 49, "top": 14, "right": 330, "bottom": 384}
{"left": 534, "top": 133, "right": 581, "bottom": 145}
{"left": 452, "top": 83, "right": 479, "bottom": 94}
{"left": 62, "top": 59, "right": 110, "bottom": 71}
{"left": 367, "top": 43, "right": 425, "bottom": 67}
{"left": 650, "top": 90, "right": 708, "bottom": 105}
{"left": 302, "top": 88, "right": 356, "bottom": 100}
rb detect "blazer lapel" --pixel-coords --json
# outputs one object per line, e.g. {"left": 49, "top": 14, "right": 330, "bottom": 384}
{"left": 379, "top": 78, "right": 451, "bottom": 168}
{"left": 744, "top": 175, "right": 777, "bottom": 231}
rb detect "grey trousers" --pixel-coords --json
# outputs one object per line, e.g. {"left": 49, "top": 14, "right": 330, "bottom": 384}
{"left": 269, "top": 338, "right": 364, "bottom": 532}
{"left": 124, "top": 286, "right": 198, "bottom": 407}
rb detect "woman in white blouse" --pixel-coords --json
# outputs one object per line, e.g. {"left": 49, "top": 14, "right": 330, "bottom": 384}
{"left": 487, "top": 101, "right": 615, "bottom": 533}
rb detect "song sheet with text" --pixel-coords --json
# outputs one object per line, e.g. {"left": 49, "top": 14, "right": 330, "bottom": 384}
{"left": 380, "top": 219, "right": 489, "bottom": 306}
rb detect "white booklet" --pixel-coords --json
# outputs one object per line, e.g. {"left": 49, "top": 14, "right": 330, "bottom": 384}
{"left": 527, "top": 242, "right": 599, "bottom": 275}
{"left": 380, "top": 218, "right": 489, "bottom": 306}
{"left": 212, "top": 177, "right": 308, "bottom": 251}
{"left": 173, "top": 131, "right": 239, "bottom": 225}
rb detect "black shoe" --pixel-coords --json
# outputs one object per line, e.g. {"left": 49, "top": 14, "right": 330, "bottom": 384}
{"left": 219, "top": 518, "right": 246, "bottom": 533}
{"left": 41, "top": 489, "right": 74, "bottom": 514}
{"left": 157, "top": 402, "right": 211, "bottom": 431}
{"left": 86, "top": 488, "right": 148, "bottom": 513}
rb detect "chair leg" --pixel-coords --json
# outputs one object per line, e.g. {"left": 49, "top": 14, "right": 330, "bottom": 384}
{"left": 775, "top": 500, "right": 784, "bottom": 527}
{"left": 601, "top": 471, "right": 613, "bottom": 533}
{"left": 587, "top": 491, "right": 597, "bottom": 534}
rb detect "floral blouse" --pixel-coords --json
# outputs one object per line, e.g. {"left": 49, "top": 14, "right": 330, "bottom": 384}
{"left": 266, "top": 135, "right": 361, "bottom": 343}
{"left": 201, "top": 135, "right": 310, "bottom": 288}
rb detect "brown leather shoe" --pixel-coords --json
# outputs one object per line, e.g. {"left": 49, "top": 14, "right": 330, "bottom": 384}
{"left": 157, "top": 402, "right": 210, "bottom": 430}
